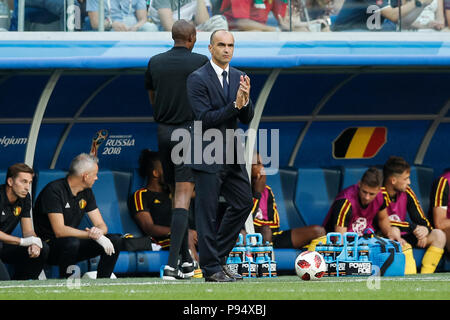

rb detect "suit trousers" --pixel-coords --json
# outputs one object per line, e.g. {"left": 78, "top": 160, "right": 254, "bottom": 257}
{"left": 194, "top": 164, "right": 253, "bottom": 276}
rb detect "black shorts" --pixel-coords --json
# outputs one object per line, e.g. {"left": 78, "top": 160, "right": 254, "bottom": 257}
{"left": 157, "top": 122, "right": 194, "bottom": 186}
{"left": 273, "top": 230, "right": 293, "bottom": 248}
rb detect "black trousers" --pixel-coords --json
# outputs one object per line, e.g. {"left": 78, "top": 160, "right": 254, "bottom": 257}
{"left": 0, "top": 241, "right": 49, "bottom": 280}
{"left": 194, "top": 164, "right": 253, "bottom": 276}
{"left": 47, "top": 234, "right": 121, "bottom": 278}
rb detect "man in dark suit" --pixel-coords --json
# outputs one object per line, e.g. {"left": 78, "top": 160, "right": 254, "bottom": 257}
{"left": 186, "top": 30, "right": 254, "bottom": 282}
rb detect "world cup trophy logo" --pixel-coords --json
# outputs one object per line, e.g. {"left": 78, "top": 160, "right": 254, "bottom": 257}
{"left": 90, "top": 129, "right": 108, "bottom": 156}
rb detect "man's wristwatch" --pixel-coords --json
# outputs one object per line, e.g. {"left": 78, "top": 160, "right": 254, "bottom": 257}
{"left": 233, "top": 101, "right": 239, "bottom": 110}
{"left": 415, "top": 0, "right": 422, "bottom": 7}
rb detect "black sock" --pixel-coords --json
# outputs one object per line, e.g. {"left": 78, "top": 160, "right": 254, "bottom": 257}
{"left": 167, "top": 208, "right": 189, "bottom": 268}
{"left": 180, "top": 227, "right": 193, "bottom": 264}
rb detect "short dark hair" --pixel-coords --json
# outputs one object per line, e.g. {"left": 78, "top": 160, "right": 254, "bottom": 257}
{"left": 361, "top": 167, "right": 383, "bottom": 188}
{"left": 138, "top": 149, "right": 160, "bottom": 178}
{"left": 172, "top": 19, "right": 196, "bottom": 42}
{"left": 6, "top": 163, "right": 34, "bottom": 183}
{"left": 383, "top": 156, "right": 410, "bottom": 181}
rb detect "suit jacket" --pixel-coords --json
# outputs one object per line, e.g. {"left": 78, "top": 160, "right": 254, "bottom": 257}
{"left": 186, "top": 62, "right": 254, "bottom": 173}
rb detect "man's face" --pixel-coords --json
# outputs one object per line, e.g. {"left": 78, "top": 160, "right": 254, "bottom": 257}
{"left": 208, "top": 31, "right": 235, "bottom": 68}
{"left": 358, "top": 182, "right": 380, "bottom": 206}
{"left": 154, "top": 160, "right": 165, "bottom": 184}
{"left": 391, "top": 170, "right": 411, "bottom": 193}
{"left": 8, "top": 172, "right": 33, "bottom": 199}
{"left": 83, "top": 164, "right": 99, "bottom": 188}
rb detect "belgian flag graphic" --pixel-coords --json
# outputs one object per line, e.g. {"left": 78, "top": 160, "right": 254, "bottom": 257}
{"left": 333, "top": 127, "right": 387, "bottom": 159}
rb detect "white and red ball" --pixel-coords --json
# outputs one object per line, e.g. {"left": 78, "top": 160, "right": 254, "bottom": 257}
{"left": 294, "top": 251, "right": 326, "bottom": 281}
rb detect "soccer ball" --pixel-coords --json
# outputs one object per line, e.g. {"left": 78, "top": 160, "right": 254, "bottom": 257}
{"left": 295, "top": 251, "right": 326, "bottom": 281}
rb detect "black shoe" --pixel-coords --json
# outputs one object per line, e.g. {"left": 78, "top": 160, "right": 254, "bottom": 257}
{"left": 180, "top": 262, "right": 195, "bottom": 278}
{"left": 205, "top": 270, "right": 235, "bottom": 282}
{"left": 162, "top": 266, "right": 186, "bottom": 280}
{"left": 222, "top": 265, "right": 244, "bottom": 281}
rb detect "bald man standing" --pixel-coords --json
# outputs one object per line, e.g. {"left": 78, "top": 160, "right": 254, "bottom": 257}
{"left": 145, "top": 20, "right": 208, "bottom": 280}
{"left": 186, "top": 30, "right": 254, "bottom": 282}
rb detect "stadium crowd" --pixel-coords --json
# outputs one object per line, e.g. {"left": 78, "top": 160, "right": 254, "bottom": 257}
{"left": 2, "top": 0, "right": 450, "bottom": 32}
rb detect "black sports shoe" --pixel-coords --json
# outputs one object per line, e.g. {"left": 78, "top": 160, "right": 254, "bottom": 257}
{"left": 180, "top": 262, "right": 195, "bottom": 278}
{"left": 162, "top": 266, "right": 185, "bottom": 280}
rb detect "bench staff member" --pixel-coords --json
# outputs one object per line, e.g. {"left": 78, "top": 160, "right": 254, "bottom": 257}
{"left": 0, "top": 163, "right": 48, "bottom": 280}
{"left": 34, "top": 153, "right": 121, "bottom": 278}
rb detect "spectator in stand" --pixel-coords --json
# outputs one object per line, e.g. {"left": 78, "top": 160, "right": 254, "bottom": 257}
{"left": 148, "top": 0, "right": 228, "bottom": 31}
{"left": 220, "top": 0, "right": 329, "bottom": 31}
{"left": 445, "top": 0, "right": 450, "bottom": 27}
{"left": 331, "top": 0, "right": 436, "bottom": 31}
{"left": 410, "top": 0, "right": 445, "bottom": 30}
{"left": 86, "top": 0, "right": 158, "bottom": 31}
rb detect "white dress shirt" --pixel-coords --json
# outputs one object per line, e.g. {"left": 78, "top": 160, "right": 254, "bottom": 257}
{"left": 210, "top": 60, "right": 229, "bottom": 88}
{"left": 209, "top": 60, "right": 248, "bottom": 107}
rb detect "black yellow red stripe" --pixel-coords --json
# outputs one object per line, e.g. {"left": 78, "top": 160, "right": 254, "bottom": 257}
{"left": 267, "top": 186, "right": 280, "bottom": 228}
{"left": 406, "top": 187, "right": 432, "bottom": 229}
{"left": 390, "top": 220, "right": 410, "bottom": 228}
{"left": 133, "top": 188, "right": 147, "bottom": 212}
{"left": 337, "top": 199, "right": 351, "bottom": 227}
{"left": 435, "top": 177, "right": 448, "bottom": 208}
{"left": 333, "top": 127, "right": 387, "bottom": 159}
{"left": 153, "top": 237, "right": 171, "bottom": 248}
{"left": 381, "top": 187, "right": 391, "bottom": 206}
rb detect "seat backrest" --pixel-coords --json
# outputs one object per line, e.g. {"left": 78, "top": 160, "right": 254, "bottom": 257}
{"left": 340, "top": 166, "right": 368, "bottom": 190}
{"left": 265, "top": 168, "right": 305, "bottom": 230}
{"left": 34, "top": 169, "right": 67, "bottom": 201}
{"left": 91, "top": 170, "right": 129, "bottom": 235}
{"left": 125, "top": 169, "right": 146, "bottom": 237}
{"left": 408, "top": 165, "right": 434, "bottom": 217}
{"left": 294, "top": 168, "right": 341, "bottom": 226}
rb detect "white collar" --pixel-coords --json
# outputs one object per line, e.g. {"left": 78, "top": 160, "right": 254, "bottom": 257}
{"left": 210, "top": 60, "right": 230, "bottom": 80}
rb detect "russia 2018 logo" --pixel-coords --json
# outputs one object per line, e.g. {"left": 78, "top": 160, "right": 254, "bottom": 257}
{"left": 90, "top": 129, "right": 108, "bottom": 157}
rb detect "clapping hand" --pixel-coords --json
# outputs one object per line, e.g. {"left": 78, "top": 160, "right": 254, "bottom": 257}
{"left": 235, "top": 75, "right": 250, "bottom": 109}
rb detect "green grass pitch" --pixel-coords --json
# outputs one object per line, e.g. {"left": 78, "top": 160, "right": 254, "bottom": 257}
{"left": 0, "top": 273, "right": 448, "bottom": 300}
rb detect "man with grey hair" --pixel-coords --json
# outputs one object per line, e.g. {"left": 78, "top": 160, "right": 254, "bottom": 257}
{"left": 33, "top": 153, "right": 121, "bottom": 278}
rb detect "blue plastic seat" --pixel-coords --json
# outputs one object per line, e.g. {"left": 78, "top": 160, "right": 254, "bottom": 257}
{"left": 408, "top": 165, "right": 434, "bottom": 216}
{"left": 339, "top": 166, "right": 368, "bottom": 190}
{"left": 294, "top": 168, "right": 341, "bottom": 226}
{"left": 265, "top": 168, "right": 305, "bottom": 230}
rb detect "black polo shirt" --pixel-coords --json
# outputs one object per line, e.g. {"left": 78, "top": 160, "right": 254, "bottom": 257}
{"left": 0, "top": 184, "right": 31, "bottom": 234}
{"left": 33, "top": 178, "right": 97, "bottom": 241}
{"left": 128, "top": 188, "right": 172, "bottom": 247}
{"left": 145, "top": 46, "right": 209, "bottom": 125}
